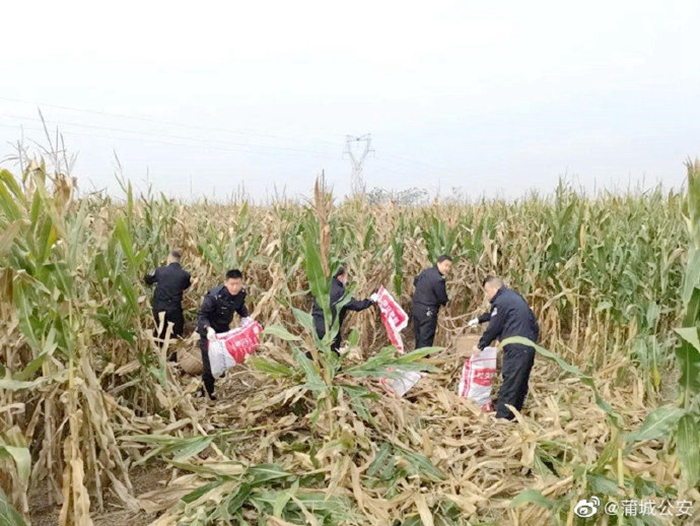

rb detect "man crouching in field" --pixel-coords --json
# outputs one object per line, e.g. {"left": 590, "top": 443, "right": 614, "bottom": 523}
{"left": 196, "top": 269, "right": 251, "bottom": 400}
{"left": 470, "top": 276, "right": 539, "bottom": 420}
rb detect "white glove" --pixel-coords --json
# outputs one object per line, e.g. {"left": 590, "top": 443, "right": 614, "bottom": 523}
{"left": 369, "top": 293, "right": 379, "bottom": 303}
{"left": 206, "top": 327, "right": 216, "bottom": 341}
{"left": 467, "top": 317, "right": 479, "bottom": 328}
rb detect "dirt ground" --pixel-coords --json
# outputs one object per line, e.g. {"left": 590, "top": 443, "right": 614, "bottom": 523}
{"left": 30, "top": 464, "right": 165, "bottom": 526}
{"left": 27, "top": 363, "right": 260, "bottom": 526}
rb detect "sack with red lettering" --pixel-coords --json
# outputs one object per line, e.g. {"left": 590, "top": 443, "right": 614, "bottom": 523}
{"left": 458, "top": 346, "right": 497, "bottom": 411}
{"left": 376, "top": 285, "right": 409, "bottom": 352}
{"left": 375, "top": 286, "right": 425, "bottom": 396}
{"left": 208, "top": 320, "right": 263, "bottom": 378}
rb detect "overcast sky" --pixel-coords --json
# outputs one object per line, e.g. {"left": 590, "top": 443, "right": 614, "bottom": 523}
{"left": 1, "top": 0, "right": 698, "bottom": 201}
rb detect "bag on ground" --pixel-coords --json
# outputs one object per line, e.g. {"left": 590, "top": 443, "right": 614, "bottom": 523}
{"left": 208, "top": 320, "right": 263, "bottom": 378}
{"left": 380, "top": 369, "right": 423, "bottom": 397}
{"left": 458, "top": 346, "right": 497, "bottom": 410}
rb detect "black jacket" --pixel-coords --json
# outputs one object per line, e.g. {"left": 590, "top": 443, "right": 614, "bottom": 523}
{"left": 478, "top": 287, "right": 539, "bottom": 350}
{"left": 196, "top": 285, "right": 249, "bottom": 335}
{"left": 312, "top": 277, "right": 372, "bottom": 330}
{"left": 144, "top": 262, "right": 191, "bottom": 312}
{"left": 412, "top": 266, "right": 448, "bottom": 308}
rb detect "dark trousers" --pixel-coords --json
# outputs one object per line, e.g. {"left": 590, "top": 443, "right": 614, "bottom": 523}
{"left": 314, "top": 316, "right": 341, "bottom": 354}
{"left": 153, "top": 308, "right": 184, "bottom": 340}
{"left": 199, "top": 337, "right": 215, "bottom": 397}
{"left": 496, "top": 344, "right": 535, "bottom": 420}
{"left": 412, "top": 304, "right": 438, "bottom": 349}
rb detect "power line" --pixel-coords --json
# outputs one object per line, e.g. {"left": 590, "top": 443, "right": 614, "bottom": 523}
{"left": 0, "top": 97, "right": 456, "bottom": 174}
{"left": 0, "top": 95, "right": 344, "bottom": 149}
{"left": 1, "top": 112, "right": 341, "bottom": 157}
{"left": 0, "top": 118, "right": 341, "bottom": 160}
{"left": 377, "top": 151, "right": 457, "bottom": 176}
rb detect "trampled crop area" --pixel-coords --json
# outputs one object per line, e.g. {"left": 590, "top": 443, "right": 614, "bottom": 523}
{"left": 2, "top": 161, "right": 699, "bottom": 526}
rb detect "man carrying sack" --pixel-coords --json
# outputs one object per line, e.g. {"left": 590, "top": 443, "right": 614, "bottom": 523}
{"left": 469, "top": 276, "right": 539, "bottom": 420}
{"left": 196, "top": 269, "right": 251, "bottom": 400}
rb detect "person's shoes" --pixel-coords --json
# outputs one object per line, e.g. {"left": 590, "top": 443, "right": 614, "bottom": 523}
{"left": 197, "top": 387, "right": 217, "bottom": 401}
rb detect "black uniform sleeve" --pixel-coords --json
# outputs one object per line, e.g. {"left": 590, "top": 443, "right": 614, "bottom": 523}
{"left": 197, "top": 293, "right": 216, "bottom": 333}
{"left": 532, "top": 318, "right": 540, "bottom": 343}
{"left": 237, "top": 303, "right": 250, "bottom": 318}
{"left": 345, "top": 297, "right": 373, "bottom": 312}
{"left": 144, "top": 268, "right": 158, "bottom": 285}
{"left": 478, "top": 312, "right": 491, "bottom": 324}
{"left": 236, "top": 291, "right": 249, "bottom": 318}
{"left": 434, "top": 278, "right": 448, "bottom": 306}
{"left": 183, "top": 272, "right": 192, "bottom": 290}
{"left": 478, "top": 302, "right": 507, "bottom": 350}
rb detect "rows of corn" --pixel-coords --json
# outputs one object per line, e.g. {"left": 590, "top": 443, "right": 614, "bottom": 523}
{"left": 1, "top": 158, "right": 699, "bottom": 525}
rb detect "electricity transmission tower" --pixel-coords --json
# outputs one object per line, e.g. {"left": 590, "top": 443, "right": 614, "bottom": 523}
{"left": 345, "top": 134, "right": 373, "bottom": 196}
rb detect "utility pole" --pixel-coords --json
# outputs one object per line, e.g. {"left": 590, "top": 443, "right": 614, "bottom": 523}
{"left": 345, "top": 134, "right": 373, "bottom": 197}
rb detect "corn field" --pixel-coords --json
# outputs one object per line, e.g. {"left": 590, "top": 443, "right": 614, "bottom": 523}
{"left": 1, "top": 156, "right": 699, "bottom": 526}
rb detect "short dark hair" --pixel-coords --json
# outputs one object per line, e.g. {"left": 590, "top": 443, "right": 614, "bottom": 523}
{"left": 226, "top": 269, "right": 243, "bottom": 280}
{"left": 437, "top": 254, "right": 453, "bottom": 264}
{"left": 483, "top": 275, "right": 503, "bottom": 287}
{"left": 333, "top": 266, "right": 346, "bottom": 278}
{"left": 170, "top": 250, "right": 182, "bottom": 261}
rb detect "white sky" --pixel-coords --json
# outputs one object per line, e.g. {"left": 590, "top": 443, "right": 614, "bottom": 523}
{"left": 1, "top": 0, "right": 698, "bottom": 201}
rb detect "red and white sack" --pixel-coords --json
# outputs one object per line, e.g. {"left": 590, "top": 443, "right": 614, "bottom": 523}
{"left": 374, "top": 286, "right": 424, "bottom": 396}
{"left": 458, "top": 346, "right": 497, "bottom": 411}
{"left": 376, "top": 285, "right": 409, "bottom": 353}
{"left": 208, "top": 320, "right": 263, "bottom": 378}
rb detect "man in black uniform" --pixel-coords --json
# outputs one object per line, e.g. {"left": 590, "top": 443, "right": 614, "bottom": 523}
{"left": 196, "top": 269, "right": 251, "bottom": 399}
{"left": 412, "top": 255, "right": 452, "bottom": 349}
{"left": 470, "top": 276, "right": 539, "bottom": 420}
{"left": 144, "top": 250, "right": 191, "bottom": 357}
{"left": 312, "top": 267, "right": 377, "bottom": 354}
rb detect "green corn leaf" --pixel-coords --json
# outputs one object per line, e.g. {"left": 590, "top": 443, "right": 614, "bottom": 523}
{"left": 510, "top": 489, "right": 553, "bottom": 509}
{"left": 0, "top": 374, "right": 54, "bottom": 391}
{"left": 586, "top": 473, "right": 620, "bottom": 496}
{"left": 168, "top": 460, "right": 246, "bottom": 478}
{"left": 0, "top": 169, "right": 25, "bottom": 212}
{"left": 292, "top": 348, "right": 326, "bottom": 391}
{"left": 223, "top": 484, "right": 254, "bottom": 517}
{"left": 676, "top": 414, "right": 700, "bottom": 488}
{"left": 627, "top": 406, "right": 685, "bottom": 444}
{"left": 181, "top": 480, "right": 225, "bottom": 504}
{"left": 0, "top": 445, "right": 31, "bottom": 484}
{"left": 367, "top": 442, "right": 393, "bottom": 478}
{"left": 674, "top": 330, "right": 700, "bottom": 396}
{"left": 125, "top": 433, "right": 215, "bottom": 464}
{"left": 292, "top": 307, "right": 316, "bottom": 334}
{"left": 346, "top": 327, "right": 359, "bottom": 349}
{"left": 247, "top": 464, "right": 294, "bottom": 485}
{"left": 0, "top": 488, "right": 28, "bottom": 526}
{"left": 395, "top": 445, "right": 445, "bottom": 481}
{"left": 0, "top": 220, "right": 23, "bottom": 258}
{"left": 113, "top": 216, "right": 136, "bottom": 264}
{"left": 262, "top": 324, "right": 301, "bottom": 342}
{"left": 247, "top": 356, "right": 295, "bottom": 378}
